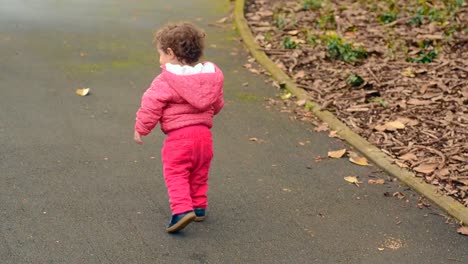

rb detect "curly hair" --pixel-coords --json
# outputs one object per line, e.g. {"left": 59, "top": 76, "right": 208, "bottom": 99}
{"left": 154, "top": 22, "right": 206, "bottom": 65}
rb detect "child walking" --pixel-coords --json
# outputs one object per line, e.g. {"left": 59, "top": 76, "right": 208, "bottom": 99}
{"left": 134, "top": 22, "right": 224, "bottom": 233}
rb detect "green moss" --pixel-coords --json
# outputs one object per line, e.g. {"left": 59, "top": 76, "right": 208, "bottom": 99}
{"left": 235, "top": 92, "right": 261, "bottom": 102}
{"left": 67, "top": 63, "right": 105, "bottom": 74}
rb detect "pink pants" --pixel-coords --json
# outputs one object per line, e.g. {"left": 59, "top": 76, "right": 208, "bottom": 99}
{"left": 162, "top": 125, "right": 213, "bottom": 215}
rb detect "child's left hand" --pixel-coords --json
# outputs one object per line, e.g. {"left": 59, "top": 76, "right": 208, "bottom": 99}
{"left": 134, "top": 131, "right": 144, "bottom": 144}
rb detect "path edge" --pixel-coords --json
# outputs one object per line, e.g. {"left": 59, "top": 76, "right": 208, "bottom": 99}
{"left": 233, "top": 0, "right": 468, "bottom": 224}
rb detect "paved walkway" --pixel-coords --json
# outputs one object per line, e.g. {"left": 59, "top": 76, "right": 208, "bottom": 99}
{"left": 0, "top": 0, "right": 467, "bottom": 263}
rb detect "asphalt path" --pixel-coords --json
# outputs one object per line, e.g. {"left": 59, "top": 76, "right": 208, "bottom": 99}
{"left": 1, "top": 0, "right": 467, "bottom": 263}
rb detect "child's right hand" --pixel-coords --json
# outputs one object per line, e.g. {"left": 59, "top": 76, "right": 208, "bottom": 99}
{"left": 134, "top": 131, "right": 144, "bottom": 145}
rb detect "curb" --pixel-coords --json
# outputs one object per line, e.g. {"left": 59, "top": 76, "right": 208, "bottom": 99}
{"left": 234, "top": 0, "right": 468, "bottom": 224}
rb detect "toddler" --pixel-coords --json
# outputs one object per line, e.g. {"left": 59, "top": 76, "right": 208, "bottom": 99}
{"left": 134, "top": 22, "right": 224, "bottom": 233}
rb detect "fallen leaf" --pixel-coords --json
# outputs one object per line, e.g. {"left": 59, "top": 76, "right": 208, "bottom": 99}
{"left": 296, "top": 99, "right": 306, "bottom": 106}
{"left": 413, "top": 163, "right": 439, "bottom": 174}
{"left": 385, "top": 121, "right": 405, "bottom": 131}
{"left": 314, "top": 123, "right": 329, "bottom": 132}
{"left": 79, "top": 52, "right": 88, "bottom": 57}
{"left": 384, "top": 237, "right": 403, "bottom": 250}
{"left": 395, "top": 117, "right": 418, "bottom": 126}
{"left": 378, "top": 248, "right": 385, "bottom": 251}
{"left": 249, "top": 68, "right": 261, "bottom": 75}
{"left": 314, "top": 156, "right": 323, "bottom": 162}
{"left": 280, "top": 92, "right": 292, "bottom": 100}
{"left": 348, "top": 151, "right": 369, "bottom": 166}
{"left": 216, "top": 17, "right": 228, "bottom": 23}
{"left": 417, "top": 34, "right": 443, "bottom": 40}
{"left": 375, "top": 121, "right": 405, "bottom": 132}
{"left": 328, "top": 131, "right": 339, "bottom": 138}
{"left": 395, "top": 160, "right": 408, "bottom": 168}
{"left": 457, "top": 226, "right": 468, "bottom": 236}
{"left": 407, "top": 99, "right": 432, "bottom": 105}
{"left": 399, "top": 153, "right": 417, "bottom": 161}
{"left": 374, "top": 124, "right": 387, "bottom": 132}
{"left": 344, "top": 176, "right": 362, "bottom": 186}
{"left": 76, "top": 88, "right": 90, "bottom": 96}
{"left": 368, "top": 179, "right": 385, "bottom": 184}
{"left": 328, "top": 149, "right": 347, "bottom": 159}
{"left": 256, "top": 10, "right": 274, "bottom": 17}
{"left": 287, "top": 30, "right": 299, "bottom": 35}
{"left": 401, "top": 67, "right": 416, "bottom": 78}
{"left": 393, "top": 192, "right": 405, "bottom": 199}
{"left": 293, "top": 70, "right": 306, "bottom": 79}
{"left": 435, "top": 168, "right": 450, "bottom": 177}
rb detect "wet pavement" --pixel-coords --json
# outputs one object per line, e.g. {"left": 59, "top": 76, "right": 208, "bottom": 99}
{"left": 1, "top": 0, "right": 467, "bottom": 263}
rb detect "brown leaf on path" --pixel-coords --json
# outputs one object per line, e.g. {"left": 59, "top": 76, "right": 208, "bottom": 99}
{"left": 368, "top": 179, "right": 385, "bottom": 184}
{"left": 393, "top": 192, "right": 405, "bottom": 200}
{"left": 249, "top": 68, "right": 261, "bottom": 75}
{"left": 413, "top": 163, "right": 439, "bottom": 174}
{"left": 457, "top": 226, "right": 468, "bottom": 236}
{"left": 348, "top": 151, "right": 369, "bottom": 166}
{"left": 296, "top": 99, "right": 307, "bottom": 106}
{"left": 249, "top": 137, "right": 263, "bottom": 142}
{"left": 328, "top": 149, "right": 347, "bottom": 159}
{"left": 75, "top": 88, "right": 90, "bottom": 96}
{"left": 314, "top": 156, "right": 323, "bottom": 163}
{"left": 328, "top": 130, "right": 340, "bottom": 138}
{"left": 216, "top": 17, "right": 228, "bottom": 24}
{"left": 344, "top": 176, "right": 362, "bottom": 186}
{"left": 314, "top": 123, "right": 329, "bottom": 132}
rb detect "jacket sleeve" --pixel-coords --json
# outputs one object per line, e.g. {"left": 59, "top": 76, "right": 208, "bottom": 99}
{"left": 135, "top": 79, "right": 171, "bottom": 135}
{"left": 213, "top": 89, "right": 224, "bottom": 115}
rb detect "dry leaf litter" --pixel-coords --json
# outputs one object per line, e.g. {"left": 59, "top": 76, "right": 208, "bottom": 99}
{"left": 245, "top": 0, "right": 468, "bottom": 206}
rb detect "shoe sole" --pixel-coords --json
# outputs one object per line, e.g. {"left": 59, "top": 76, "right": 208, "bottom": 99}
{"left": 166, "top": 212, "right": 196, "bottom": 233}
{"left": 194, "top": 216, "right": 205, "bottom": 222}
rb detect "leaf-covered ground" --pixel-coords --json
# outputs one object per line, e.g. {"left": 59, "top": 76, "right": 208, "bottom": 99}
{"left": 244, "top": 0, "right": 468, "bottom": 205}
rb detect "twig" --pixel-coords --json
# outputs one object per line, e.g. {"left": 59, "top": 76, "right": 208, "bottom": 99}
{"left": 454, "top": 66, "right": 468, "bottom": 73}
{"left": 384, "top": 17, "right": 412, "bottom": 27}
{"left": 297, "top": 84, "right": 323, "bottom": 95}
{"left": 366, "top": 66, "right": 381, "bottom": 86}
{"left": 433, "top": 61, "right": 450, "bottom": 71}
{"left": 413, "top": 145, "right": 447, "bottom": 168}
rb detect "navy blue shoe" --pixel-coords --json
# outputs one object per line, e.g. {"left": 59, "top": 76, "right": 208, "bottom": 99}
{"left": 166, "top": 211, "right": 196, "bottom": 233}
{"left": 194, "top": 208, "right": 206, "bottom": 222}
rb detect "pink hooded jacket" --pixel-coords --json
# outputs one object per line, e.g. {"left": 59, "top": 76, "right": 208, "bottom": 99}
{"left": 135, "top": 62, "right": 224, "bottom": 135}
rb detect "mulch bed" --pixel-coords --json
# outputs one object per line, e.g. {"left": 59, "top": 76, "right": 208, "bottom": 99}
{"left": 243, "top": 0, "right": 468, "bottom": 205}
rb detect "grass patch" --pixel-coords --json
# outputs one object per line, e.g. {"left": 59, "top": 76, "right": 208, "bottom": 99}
{"left": 303, "top": 0, "right": 322, "bottom": 10}
{"left": 347, "top": 73, "right": 365, "bottom": 87}
{"left": 282, "top": 36, "right": 300, "bottom": 49}
{"left": 323, "top": 34, "right": 368, "bottom": 63}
